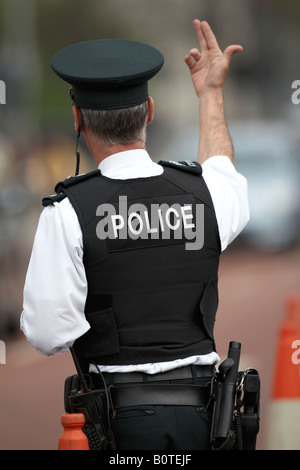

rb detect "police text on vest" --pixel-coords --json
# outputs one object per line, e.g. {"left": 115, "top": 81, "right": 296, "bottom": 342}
{"left": 96, "top": 195, "right": 204, "bottom": 250}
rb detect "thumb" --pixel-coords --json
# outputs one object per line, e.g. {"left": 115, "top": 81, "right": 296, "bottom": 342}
{"left": 224, "top": 44, "right": 243, "bottom": 62}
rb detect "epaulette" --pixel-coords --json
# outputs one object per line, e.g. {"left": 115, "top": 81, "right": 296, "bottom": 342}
{"left": 159, "top": 160, "right": 202, "bottom": 175}
{"left": 42, "top": 169, "right": 101, "bottom": 207}
{"left": 42, "top": 192, "right": 67, "bottom": 207}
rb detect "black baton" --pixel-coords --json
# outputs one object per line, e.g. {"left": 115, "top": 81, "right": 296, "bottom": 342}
{"left": 211, "top": 341, "right": 241, "bottom": 449}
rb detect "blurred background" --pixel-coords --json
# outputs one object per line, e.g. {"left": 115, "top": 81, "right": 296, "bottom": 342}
{"left": 1, "top": 0, "right": 300, "bottom": 450}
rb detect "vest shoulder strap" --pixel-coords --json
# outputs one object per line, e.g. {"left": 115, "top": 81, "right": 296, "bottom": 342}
{"left": 159, "top": 160, "right": 202, "bottom": 175}
{"left": 42, "top": 192, "right": 67, "bottom": 207}
{"left": 41, "top": 169, "right": 101, "bottom": 207}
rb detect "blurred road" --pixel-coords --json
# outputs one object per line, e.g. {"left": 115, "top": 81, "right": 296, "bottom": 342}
{"left": 1, "top": 245, "right": 300, "bottom": 450}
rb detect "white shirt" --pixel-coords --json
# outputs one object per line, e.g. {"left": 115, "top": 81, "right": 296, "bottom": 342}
{"left": 20, "top": 149, "right": 249, "bottom": 373}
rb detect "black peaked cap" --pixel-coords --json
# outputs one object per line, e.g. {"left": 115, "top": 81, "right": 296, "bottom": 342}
{"left": 51, "top": 39, "right": 164, "bottom": 110}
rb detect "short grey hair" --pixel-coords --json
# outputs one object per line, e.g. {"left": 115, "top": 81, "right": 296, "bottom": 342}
{"left": 81, "top": 101, "right": 149, "bottom": 146}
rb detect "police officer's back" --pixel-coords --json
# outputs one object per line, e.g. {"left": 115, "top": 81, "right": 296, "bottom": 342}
{"left": 21, "top": 20, "right": 248, "bottom": 450}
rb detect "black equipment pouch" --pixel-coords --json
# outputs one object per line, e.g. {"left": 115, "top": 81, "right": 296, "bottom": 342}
{"left": 63, "top": 348, "right": 116, "bottom": 450}
{"left": 235, "top": 368, "right": 260, "bottom": 450}
{"left": 209, "top": 341, "right": 260, "bottom": 450}
{"left": 64, "top": 374, "right": 116, "bottom": 450}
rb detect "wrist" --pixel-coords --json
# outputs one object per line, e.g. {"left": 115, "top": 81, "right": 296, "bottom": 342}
{"left": 198, "top": 88, "right": 225, "bottom": 124}
{"left": 197, "top": 86, "right": 224, "bottom": 102}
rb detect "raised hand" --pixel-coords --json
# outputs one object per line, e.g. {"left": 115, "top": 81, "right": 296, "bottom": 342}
{"left": 184, "top": 20, "right": 243, "bottom": 97}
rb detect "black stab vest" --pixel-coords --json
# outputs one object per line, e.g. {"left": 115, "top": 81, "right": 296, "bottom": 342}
{"left": 46, "top": 162, "right": 221, "bottom": 366}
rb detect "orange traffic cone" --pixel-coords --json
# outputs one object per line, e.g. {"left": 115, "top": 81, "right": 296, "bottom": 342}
{"left": 58, "top": 413, "right": 89, "bottom": 450}
{"left": 272, "top": 295, "right": 300, "bottom": 398}
{"left": 266, "top": 294, "right": 300, "bottom": 449}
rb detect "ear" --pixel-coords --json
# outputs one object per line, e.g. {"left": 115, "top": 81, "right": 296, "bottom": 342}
{"left": 147, "top": 96, "right": 154, "bottom": 124}
{"left": 72, "top": 105, "right": 82, "bottom": 133}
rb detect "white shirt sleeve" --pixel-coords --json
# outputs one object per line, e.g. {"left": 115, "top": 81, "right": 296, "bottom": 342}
{"left": 20, "top": 198, "right": 90, "bottom": 356}
{"left": 202, "top": 155, "right": 250, "bottom": 251}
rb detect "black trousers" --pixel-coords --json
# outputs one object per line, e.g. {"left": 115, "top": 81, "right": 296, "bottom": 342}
{"left": 111, "top": 402, "right": 212, "bottom": 450}
{"left": 106, "top": 374, "right": 213, "bottom": 451}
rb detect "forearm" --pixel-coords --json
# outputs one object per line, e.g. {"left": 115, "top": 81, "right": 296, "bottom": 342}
{"left": 197, "top": 89, "right": 233, "bottom": 164}
{"left": 185, "top": 20, "right": 241, "bottom": 164}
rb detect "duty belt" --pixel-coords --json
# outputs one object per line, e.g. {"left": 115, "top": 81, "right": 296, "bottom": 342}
{"left": 98, "top": 365, "right": 214, "bottom": 410}
{"left": 110, "top": 383, "right": 211, "bottom": 409}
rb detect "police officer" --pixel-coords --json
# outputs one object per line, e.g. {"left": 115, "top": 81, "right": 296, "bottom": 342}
{"left": 21, "top": 20, "right": 248, "bottom": 450}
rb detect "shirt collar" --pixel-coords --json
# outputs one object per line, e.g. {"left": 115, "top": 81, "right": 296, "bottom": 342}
{"left": 98, "top": 149, "right": 163, "bottom": 180}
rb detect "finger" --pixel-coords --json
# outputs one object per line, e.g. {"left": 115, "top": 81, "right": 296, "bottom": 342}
{"left": 201, "top": 21, "right": 220, "bottom": 51}
{"left": 184, "top": 55, "right": 196, "bottom": 70}
{"left": 189, "top": 48, "right": 202, "bottom": 62}
{"left": 193, "top": 19, "right": 207, "bottom": 51}
{"left": 223, "top": 44, "right": 243, "bottom": 62}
